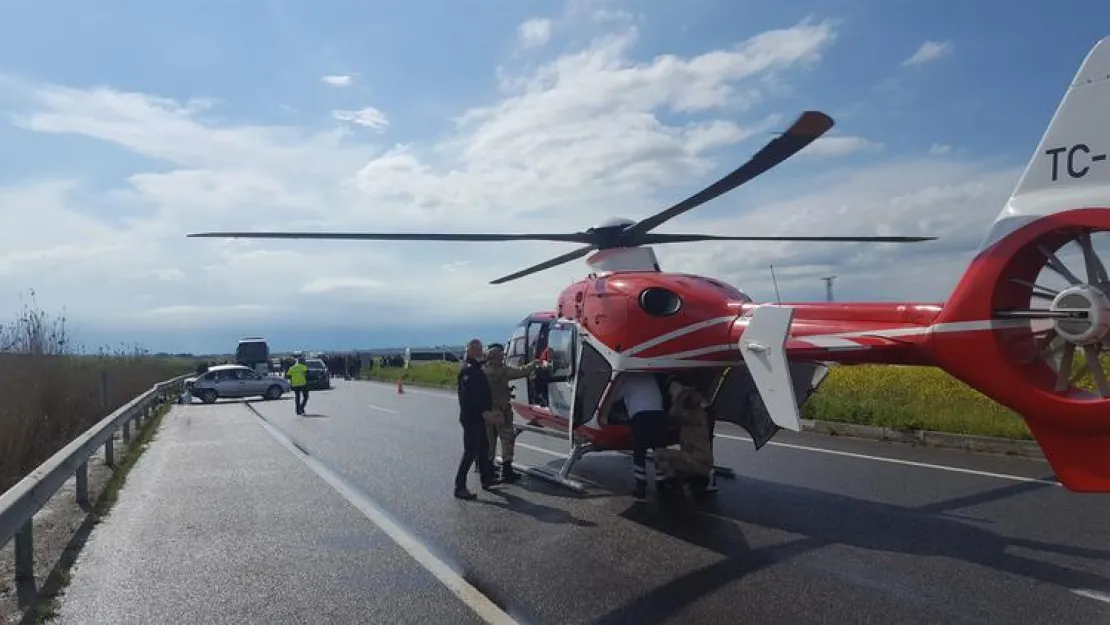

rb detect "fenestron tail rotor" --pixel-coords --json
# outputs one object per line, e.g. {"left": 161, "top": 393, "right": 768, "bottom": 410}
{"left": 186, "top": 109, "right": 937, "bottom": 285}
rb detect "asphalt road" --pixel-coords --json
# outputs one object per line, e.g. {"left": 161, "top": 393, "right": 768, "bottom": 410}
{"left": 55, "top": 379, "right": 1110, "bottom": 624}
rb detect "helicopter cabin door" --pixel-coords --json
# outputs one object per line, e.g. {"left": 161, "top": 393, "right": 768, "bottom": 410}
{"left": 504, "top": 324, "right": 532, "bottom": 406}
{"left": 543, "top": 321, "right": 578, "bottom": 421}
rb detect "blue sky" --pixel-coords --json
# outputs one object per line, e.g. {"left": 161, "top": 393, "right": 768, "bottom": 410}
{"left": 0, "top": 0, "right": 1107, "bottom": 354}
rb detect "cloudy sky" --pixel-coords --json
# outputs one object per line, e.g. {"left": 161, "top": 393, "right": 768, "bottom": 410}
{"left": 0, "top": 0, "right": 1107, "bottom": 354}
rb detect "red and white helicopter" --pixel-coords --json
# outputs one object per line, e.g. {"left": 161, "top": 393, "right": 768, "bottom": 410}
{"left": 192, "top": 36, "right": 1110, "bottom": 494}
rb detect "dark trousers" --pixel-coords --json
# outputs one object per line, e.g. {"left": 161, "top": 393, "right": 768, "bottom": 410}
{"left": 456, "top": 419, "right": 495, "bottom": 490}
{"left": 631, "top": 410, "right": 666, "bottom": 483}
{"left": 293, "top": 387, "right": 309, "bottom": 413}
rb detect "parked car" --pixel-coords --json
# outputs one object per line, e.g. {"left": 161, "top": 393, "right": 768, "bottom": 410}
{"left": 187, "top": 364, "right": 291, "bottom": 404}
{"left": 305, "top": 358, "right": 331, "bottom": 390}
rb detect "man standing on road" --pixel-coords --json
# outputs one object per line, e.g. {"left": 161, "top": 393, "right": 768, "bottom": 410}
{"left": 455, "top": 338, "right": 500, "bottom": 499}
{"left": 286, "top": 354, "right": 309, "bottom": 415}
{"left": 482, "top": 343, "right": 539, "bottom": 484}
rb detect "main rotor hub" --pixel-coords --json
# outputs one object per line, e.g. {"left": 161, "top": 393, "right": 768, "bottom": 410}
{"left": 1051, "top": 284, "right": 1110, "bottom": 345}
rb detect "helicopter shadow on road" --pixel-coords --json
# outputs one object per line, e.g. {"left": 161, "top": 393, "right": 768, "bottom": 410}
{"left": 592, "top": 475, "right": 1110, "bottom": 624}
{"left": 474, "top": 488, "right": 598, "bottom": 527}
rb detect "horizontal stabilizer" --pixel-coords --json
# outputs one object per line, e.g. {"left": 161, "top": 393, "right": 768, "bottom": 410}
{"left": 738, "top": 305, "right": 802, "bottom": 432}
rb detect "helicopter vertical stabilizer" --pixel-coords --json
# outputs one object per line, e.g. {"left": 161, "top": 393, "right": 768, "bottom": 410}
{"left": 738, "top": 304, "right": 802, "bottom": 432}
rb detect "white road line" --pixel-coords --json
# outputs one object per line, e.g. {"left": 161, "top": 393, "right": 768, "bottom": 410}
{"left": 365, "top": 381, "right": 1059, "bottom": 486}
{"left": 368, "top": 404, "right": 400, "bottom": 414}
{"left": 1072, "top": 588, "right": 1110, "bottom": 604}
{"left": 716, "top": 434, "right": 1060, "bottom": 486}
{"left": 516, "top": 442, "right": 564, "bottom": 458}
{"left": 248, "top": 407, "right": 519, "bottom": 625}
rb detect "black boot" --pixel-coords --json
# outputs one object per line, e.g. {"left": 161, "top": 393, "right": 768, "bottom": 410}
{"left": 632, "top": 479, "right": 647, "bottom": 502}
{"left": 501, "top": 462, "right": 520, "bottom": 483}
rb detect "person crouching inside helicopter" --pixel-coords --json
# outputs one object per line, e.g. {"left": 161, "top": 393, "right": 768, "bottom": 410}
{"left": 654, "top": 378, "right": 716, "bottom": 496}
{"left": 482, "top": 343, "right": 539, "bottom": 483}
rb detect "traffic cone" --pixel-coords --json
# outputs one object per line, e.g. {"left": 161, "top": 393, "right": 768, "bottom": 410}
{"left": 397, "top": 379, "right": 404, "bottom": 394}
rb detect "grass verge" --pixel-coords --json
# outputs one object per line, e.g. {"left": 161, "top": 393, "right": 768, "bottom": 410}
{"left": 26, "top": 395, "right": 174, "bottom": 624}
{"left": 364, "top": 360, "right": 1036, "bottom": 440}
{"left": 365, "top": 360, "right": 458, "bottom": 390}
{"left": 0, "top": 291, "right": 196, "bottom": 493}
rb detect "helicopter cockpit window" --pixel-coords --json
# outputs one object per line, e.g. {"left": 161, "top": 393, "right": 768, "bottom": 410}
{"left": 547, "top": 324, "right": 576, "bottom": 379}
{"left": 506, "top": 329, "right": 527, "bottom": 368}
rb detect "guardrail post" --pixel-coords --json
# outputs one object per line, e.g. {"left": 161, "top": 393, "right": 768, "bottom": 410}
{"left": 14, "top": 520, "right": 33, "bottom": 585}
{"left": 122, "top": 418, "right": 131, "bottom": 444}
{"left": 76, "top": 462, "right": 89, "bottom": 507}
{"left": 105, "top": 435, "right": 114, "bottom": 467}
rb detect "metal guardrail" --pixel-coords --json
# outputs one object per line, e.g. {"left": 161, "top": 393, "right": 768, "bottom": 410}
{"left": 0, "top": 373, "right": 190, "bottom": 594}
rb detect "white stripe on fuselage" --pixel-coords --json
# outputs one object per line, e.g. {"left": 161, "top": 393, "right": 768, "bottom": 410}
{"left": 621, "top": 315, "right": 735, "bottom": 356}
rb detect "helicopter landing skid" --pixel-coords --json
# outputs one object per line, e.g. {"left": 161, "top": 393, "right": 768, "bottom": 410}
{"left": 517, "top": 441, "right": 594, "bottom": 494}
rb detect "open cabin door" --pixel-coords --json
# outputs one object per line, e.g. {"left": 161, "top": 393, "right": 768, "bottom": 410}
{"left": 544, "top": 321, "right": 578, "bottom": 422}
{"left": 572, "top": 341, "right": 612, "bottom": 428}
{"left": 709, "top": 362, "right": 829, "bottom": 449}
{"left": 505, "top": 318, "right": 553, "bottom": 407}
{"left": 505, "top": 325, "right": 531, "bottom": 406}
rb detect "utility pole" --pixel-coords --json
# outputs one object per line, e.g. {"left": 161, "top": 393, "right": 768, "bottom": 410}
{"left": 821, "top": 275, "right": 836, "bottom": 302}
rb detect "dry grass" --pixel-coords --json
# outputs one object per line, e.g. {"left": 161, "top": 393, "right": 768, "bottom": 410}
{"left": 0, "top": 293, "right": 194, "bottom": 493}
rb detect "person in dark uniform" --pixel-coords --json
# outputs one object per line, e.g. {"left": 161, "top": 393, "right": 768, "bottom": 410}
{"left": 454, "top": 338, "right": 500, "bottom": 499}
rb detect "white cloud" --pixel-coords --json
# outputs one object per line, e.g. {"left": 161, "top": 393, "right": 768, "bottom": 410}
{"left": 332, "top": 106, "right": 389, "bottom": 130}
{"left": 800, "top": 135, "right": 884, "bottom": 158}
{"left": 518, "top": 18, "right": 553, "bottom": 49}
{"left": 901, "top": 40, "right": 951, "bottom": 67}
{"left": 0, "top": 13, "right": 1030, "bottom": 350}
{"left": 301, "top": 277, "right": 385, "bottom": 293}
{"left": 929, "top": 143, "right": 952, "bottom": 155}
{"left": 322, "top": 74, "right": 352, "bottom": 86}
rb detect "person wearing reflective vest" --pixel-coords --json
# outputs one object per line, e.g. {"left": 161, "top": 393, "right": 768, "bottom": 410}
{"left": 286, "top": 355, "right": 309, "bottom": 415}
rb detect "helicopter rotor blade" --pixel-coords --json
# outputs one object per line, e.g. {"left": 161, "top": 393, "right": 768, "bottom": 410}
{"left": 489, "top": 245, "right": 597, "bottom": 285}
{"left": 638, "top": 233, "right": 937, "bottom": 244}
{"left": 186, "top": 231, "right": 595, "bottom": 243}
{"left": 625, "top": 110, "right": 834, "bottom": 237}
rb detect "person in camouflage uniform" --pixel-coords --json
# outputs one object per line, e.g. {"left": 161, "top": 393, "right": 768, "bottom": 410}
{"left": 654, "top": 379, "right": 716, "bottom": 495}
{"left": 481, "top": 343, "right": 539, "bottom": 483}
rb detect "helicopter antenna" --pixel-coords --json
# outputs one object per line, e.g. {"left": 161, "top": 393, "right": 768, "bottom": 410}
{"left": 769, "top": 264, "right": 781, "bottom": 303}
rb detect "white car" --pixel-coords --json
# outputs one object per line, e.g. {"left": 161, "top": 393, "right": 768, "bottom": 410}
{"left": 187, "top": 364, "right": 291, "bottom": 404}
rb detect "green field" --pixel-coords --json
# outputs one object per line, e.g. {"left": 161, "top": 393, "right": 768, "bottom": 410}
{"left": 364, "top": 359, "right": 1036, "bottom": 440}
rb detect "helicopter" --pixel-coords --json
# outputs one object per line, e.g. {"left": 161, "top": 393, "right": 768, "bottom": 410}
{"left": 190, "top": 36, "right": 1110, "bottom": 494}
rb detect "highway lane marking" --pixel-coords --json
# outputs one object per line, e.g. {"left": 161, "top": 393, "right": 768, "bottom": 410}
{"left": 366, "top": 382, "right": 1060, "bottom": 486}
{"left": 517, "top": 442, "right": 563, "bottom": 458}
{"left": 246, "top": 405, "right": 520, "bottom": 625}
{"left": 714, "top": 433, "right": 1061, "bottom": 486}
{"left": 368, "top": 404, "right": 400, "bottom": 414}
{"left": 1072, "top": 588, "right": 1110, "bottom": 604}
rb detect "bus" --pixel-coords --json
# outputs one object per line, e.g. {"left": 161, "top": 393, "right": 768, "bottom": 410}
{"left": 403, "top": 347, "right": 460, "bottom": 368}
{"left": 235, "top": 337, "right": 271, "bottom": 375}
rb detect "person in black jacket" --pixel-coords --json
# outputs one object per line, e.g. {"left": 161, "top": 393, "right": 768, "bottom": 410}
{"left": 454, "top": 338, "right": 501, "bottom": 499}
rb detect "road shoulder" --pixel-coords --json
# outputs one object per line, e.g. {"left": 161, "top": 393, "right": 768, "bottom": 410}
{"left": 52, "top": 400, "right": 483, "bottom": 625}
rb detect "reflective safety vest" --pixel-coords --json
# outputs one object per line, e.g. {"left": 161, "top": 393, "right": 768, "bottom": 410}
{"left": 287, "top": 363, "right": 308, "bottom": 387}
